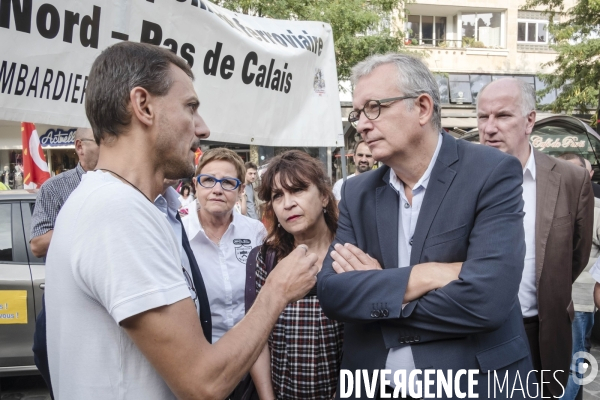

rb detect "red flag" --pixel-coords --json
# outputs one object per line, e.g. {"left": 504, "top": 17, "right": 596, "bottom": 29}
{"left": 21, "top": 122, "right": 50, "bottom": 189}
{"left": 194, "top": 148, "right": 203, "bottom": 166}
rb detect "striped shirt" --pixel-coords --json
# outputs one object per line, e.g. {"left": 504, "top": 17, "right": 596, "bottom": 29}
{"left": 31, "top": 164, "right": 85, "bottom": 238}
{"left": 256, "top": 249, "right": 344, "bottom": 400}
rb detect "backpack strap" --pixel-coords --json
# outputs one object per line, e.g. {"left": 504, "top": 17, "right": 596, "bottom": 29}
{"left": 245, "top": 245, "right": 279, "bottom": 313}
{"left": 245, "top": 246, "right": 262, "bottom": 313}
{"left": 265, "top": 247, "right": 277, "bottom": 274}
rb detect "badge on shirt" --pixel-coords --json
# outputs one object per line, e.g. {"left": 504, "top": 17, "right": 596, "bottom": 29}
{"left": 233, "top": 239, "right": 252, "bottom": 263}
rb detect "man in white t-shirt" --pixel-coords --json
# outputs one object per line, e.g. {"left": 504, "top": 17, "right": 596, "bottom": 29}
{"left": 332, "top": 139, "right": 374, "bottom": 202}
{"left": 45, "top": 42, "right": 319, "bottom": 400}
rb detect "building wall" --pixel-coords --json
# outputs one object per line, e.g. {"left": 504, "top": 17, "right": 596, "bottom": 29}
{"left": 397, "top": 0, "right": 576, "bottom": 75}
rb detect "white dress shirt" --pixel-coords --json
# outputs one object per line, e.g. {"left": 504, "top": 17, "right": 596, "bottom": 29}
{"left": 182, "top": 200, "right": 267, "bottom": 343}
{"left": 385, "top": 132, "right": 443, "bottom": 383}
{"left": 520, "top": 145, "right": 538, "bottom": 317}
{"left": 155, "top": 187, "right": 199, "bottom": 314}
{"left": 333, "top": 173, "right": 356, "bottom": 201}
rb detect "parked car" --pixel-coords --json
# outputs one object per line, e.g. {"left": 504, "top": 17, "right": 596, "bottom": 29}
{"left": 0, "top": 190, "right": 44, "bottom": 377}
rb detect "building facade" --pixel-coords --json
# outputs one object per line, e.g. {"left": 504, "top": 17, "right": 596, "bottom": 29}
{"left": 399, "top": 0, "right": 574, "bottom": 131}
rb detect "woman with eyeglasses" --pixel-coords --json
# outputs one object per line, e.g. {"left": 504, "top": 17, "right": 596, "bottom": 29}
{"left": 181, "top": 147, "right": 266, "bottom": 345}
{"left": 245, "top": 150, "right": 343, "bottom": 400}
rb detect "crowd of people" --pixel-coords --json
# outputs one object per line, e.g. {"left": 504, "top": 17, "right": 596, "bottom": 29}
{"left": 26, "top": 40, "right": 600, "bottom": 400}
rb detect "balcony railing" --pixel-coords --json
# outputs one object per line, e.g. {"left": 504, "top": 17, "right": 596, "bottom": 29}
{"left": 404, "top": 37, "right": 503, "bottom": 49}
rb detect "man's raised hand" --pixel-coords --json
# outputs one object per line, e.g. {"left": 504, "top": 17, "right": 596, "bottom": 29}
{"left": 331, "top": 243, "right": 382, "bottom": 273}
{"left": 264, "top": 245, "right": 319, "bottom": 303}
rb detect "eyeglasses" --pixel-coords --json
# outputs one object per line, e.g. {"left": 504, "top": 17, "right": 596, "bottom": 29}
{"left": 196, "top": 174, "right": 241, "bottom": 191}
{"left": 348, "top": 96, "right": 418, "bottom": 127}
{"left": 79, "top": 139, "right": 96, "bottom": 143}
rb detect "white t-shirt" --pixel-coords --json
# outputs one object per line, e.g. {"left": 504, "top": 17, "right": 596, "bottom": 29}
{"left": 182, "top": 200, "right": 266, "bottom": 343}
{"left": 178, "top": 194, "right": 195, "bottom": 208}
{"left": 332, "top": 173, "right": 355, "bottom": 201}
{"left": 46, "top": 171, "right": 191, "bottom": 400}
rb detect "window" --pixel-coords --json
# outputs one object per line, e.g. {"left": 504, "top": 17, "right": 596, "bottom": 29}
{"left": 469, "top": 75, "right": 492, "bottom": 102}
{"left": 437, "top": 73, "right": 560, "bottom": 107}
{"left": 518, "top": 20, "right": 549, "bottom": 43}
{"left": 462, "top": 12, "right": 502, "bottom": 48}
{"left": 435, "top": 75, "right": 450, "bottom": 104}
{"left": 406, "top": 15, "right": 420, "bottom": 40}
{"left": 0, "top": 204, "right": 12, "bottom": 262}
{"left": 449, "top": 75, "right": 473, "bottom": 104}
{"left": 366, "top": 13, "right": 391, "bottom": 36}
{"left": 405, "top": 15, "right": 447, "bottom": 46}
{"left": 535, "top": 77, "right": 557, "bottom": 105}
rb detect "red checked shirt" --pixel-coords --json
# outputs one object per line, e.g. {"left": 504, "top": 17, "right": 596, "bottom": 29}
{"left": 255, "top": 250, "right": 344, "bottom": 400}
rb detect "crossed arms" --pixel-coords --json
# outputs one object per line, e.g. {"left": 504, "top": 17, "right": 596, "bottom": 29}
{"left": 317, "top": 156, "right": 526, "bottom": 344}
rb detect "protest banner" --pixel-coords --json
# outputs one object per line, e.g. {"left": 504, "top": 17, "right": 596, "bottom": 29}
{"left": 0, "top": 0, "right": 343, "bottom": 146}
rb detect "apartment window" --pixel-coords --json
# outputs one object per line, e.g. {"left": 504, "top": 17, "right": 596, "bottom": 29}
{"left": 469, "top": 75, "right": 492, "bottom": 102}
{"left": 405, "top": 15, "right": 446, "bottom": 46}
{"left": 449, "top": 75, "right": 473, "bottom": 104}
{"left": 518, "top": 20, "right": 548, "bottom": 43}
{"left": 535, "top": 77, "right": 557, "bottom": 105}
{"left": 436, "top": 73, "right": 559, "bottom": 106}
{"left": 461, "top": 12, "right": 502, "bottom": 48}
{"left": 434, "top": 75, "right": 450, "bottom": 104}
{"left": 366, "top": 13, "right": 391, "bottom": 35}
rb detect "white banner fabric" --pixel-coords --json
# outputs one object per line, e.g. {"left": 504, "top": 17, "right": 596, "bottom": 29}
{"left": 0, "top": 0, "right": 343, "bottom": 146}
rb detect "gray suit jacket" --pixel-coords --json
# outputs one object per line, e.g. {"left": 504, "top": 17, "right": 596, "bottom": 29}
{"left": 318, "top": 133, "right": 536, "bottom": 399}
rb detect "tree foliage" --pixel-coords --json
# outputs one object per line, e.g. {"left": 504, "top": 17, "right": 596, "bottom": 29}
{"left": 524, "top": 0, "right": 600, "bottom": 125}
{"left": 213, "top": 0, "right": 408, "bottom": 83}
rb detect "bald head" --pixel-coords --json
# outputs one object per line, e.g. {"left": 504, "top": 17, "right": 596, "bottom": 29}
{"left": 75, "top": 128, "right": 94, "bottom": 141}
{"left": 477, "top": 78, "right": 536, "bottom": 118}
{"left": 74, "top": 127, "right": 99, "bottom": 171}
{"left": 477, "top": 78, "right": 537, "bottom": 168}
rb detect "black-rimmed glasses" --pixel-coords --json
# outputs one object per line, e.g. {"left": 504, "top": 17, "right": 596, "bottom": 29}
{"left": 196, "top": 174, "right": 242, "bottom": 191}
{"left": 348, "top": 95, "right": 418, "bottom": 127}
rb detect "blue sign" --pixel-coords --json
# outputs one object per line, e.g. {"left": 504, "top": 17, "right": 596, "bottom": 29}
{"left": 39, "top": 128, "right": 77, "bottom": 147}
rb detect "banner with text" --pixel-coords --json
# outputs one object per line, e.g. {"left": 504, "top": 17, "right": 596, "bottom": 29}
{"left": 0, "top": 0, "right": 343, "bottom": 146}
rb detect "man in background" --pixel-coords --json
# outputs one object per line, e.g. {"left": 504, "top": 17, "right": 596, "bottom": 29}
{"left": 584, "top": 158, "right": 600, "bottom": 198}
{"left": 29, "top": 127, "right": 100, "bottom": 397}
{"left": 557, "top": 152, "right": 600, "bottom": 400}
{"left": 332, "top": 139, "right": 374, "bottom": 203}
{"left": 244, "top": 161, "right": 259, "bottom": 219}
{"left": 478, "top": 79, "right": 594, "bottom": 397}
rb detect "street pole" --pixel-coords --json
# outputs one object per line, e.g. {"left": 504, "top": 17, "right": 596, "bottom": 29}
{"left": 341, "top": 147, "right": 347, "bottom": 181}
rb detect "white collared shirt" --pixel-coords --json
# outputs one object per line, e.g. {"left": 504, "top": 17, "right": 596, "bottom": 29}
{"left": 385, "top": 132, "right": 443, "bottom": 382}
{"left": 182, "top": 200, "right": 267, "bottom": 343}
{"left": 154, "top": 187, "right": 199, "bottom": 315}
{"left": 520, "top": 145, "right": 538, "bottom": 317}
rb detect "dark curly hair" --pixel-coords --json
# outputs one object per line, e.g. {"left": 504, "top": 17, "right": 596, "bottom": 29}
{"left": 258, "top": 150, "right": 338, "bottom": 261}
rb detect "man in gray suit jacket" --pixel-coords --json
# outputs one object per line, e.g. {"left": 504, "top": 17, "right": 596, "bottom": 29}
{"left": 317, "top": 54, "right": 538, "bottom": 399}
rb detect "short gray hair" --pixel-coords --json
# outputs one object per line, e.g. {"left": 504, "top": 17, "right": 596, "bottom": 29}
{"left": 477, "top": 78, "right": 536, "bottom": 117}
{"left": 351, "top": 53, "right": 442, "bottom": 131}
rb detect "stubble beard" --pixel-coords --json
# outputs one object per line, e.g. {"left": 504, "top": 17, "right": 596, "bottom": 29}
{"left": 356, "top": 164, "right": 371, "bottom": 174}
{"left": 157, "top": 115, "right": 197, "bottom": 180}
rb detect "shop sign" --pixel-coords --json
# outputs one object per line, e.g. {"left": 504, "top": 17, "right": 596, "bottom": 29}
{"left": 0, "top": 0, "right": 342, "bottom": 147}
{"left": 39, "top": 128, "right": 77, "bottom": 148}
{"left": 530, "top": 135, "right": 590, "bottom": 152}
